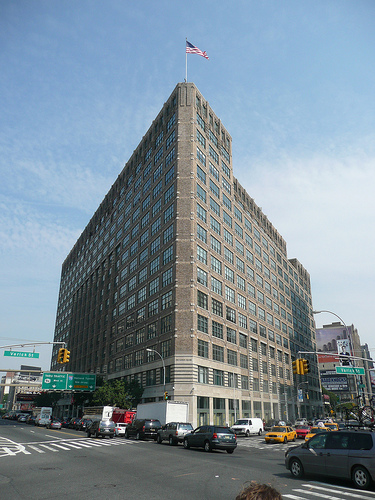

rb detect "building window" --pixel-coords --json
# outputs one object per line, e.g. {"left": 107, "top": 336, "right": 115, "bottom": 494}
{"left": 213, "top": 344, "right": 224, "bottom": 362}
{"left": 211, "top": 276, "right": 222, "bottom": 295}
{"left": 148, "top": 299, "right": 159, "bottom": 316}
{"left": 240, "top": 353, "right": 248, "bottom": 369}
{"left": 198, "top": 339, "right": 208, "bottom": 358}
{"left": 161, "top": 290, "right": 172, "bottom": 310}
{"left": 161, "top": 314, "right": 172, "bottom": 333}
{"left": 212, "top": 298, "right": 223, "bottom": 317}
{"left": 226, "top": 306, "right": 236, "bottom": 323}
{"left": 197, "top": 245, "right": 207, "bottom": 265}
{"left": 197, "top": 314, "right": 208, "bottom": 333}
{"left": 198, "top": 366, "right": 209, "bottom": 384}
{"left": 213, "top": 369, "right": 224, "bottom": 386}
{"left": 212, "top": 320, "right": 223, "bottom": 339}
{"left": 162, "top": 267, "right": 173, "bottom": 287}
{"left": 227, "top": 327, "right": 236, "bottom": 344}
{"left": 239, "top": 332, "right": 247, "bottom": 348}
{"left": 197, "top": 290, "right": 208, "bottom": 310}
{"left": 161, "top": 339, "right": 171, "bottom": 358}
{"left": 227, "top": 349, "right": 237, "bottom": 366}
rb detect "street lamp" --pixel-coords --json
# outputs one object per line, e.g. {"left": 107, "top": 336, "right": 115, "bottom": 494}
{"left": 146, "top": 348, "right": 165, "bottom": 395}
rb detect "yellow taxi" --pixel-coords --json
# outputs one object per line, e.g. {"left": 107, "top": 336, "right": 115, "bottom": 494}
{"left": 324, "top": 422, "right": 339, "bottom": 431}
{"left": 304, "top": 426, "right": 330, "bottom": 441}
{"left": 265, "top": 426, "right": 297, "bottom": 444}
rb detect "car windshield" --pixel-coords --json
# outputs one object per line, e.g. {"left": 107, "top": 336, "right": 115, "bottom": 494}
{"left": 297, "top": 426, "right": 309, "bottom": 430}
{"left": 234, "top": 420, "right": 248, "bottom": 425}
{"left": 311, "top": 427, "right": 327, "bottom": 433}
{"left": 271, "top": 427, "right": 287, "bottom": 433}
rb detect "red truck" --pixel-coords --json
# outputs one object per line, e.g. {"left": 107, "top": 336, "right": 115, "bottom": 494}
{"left": 111, "top": 409, "right": 136, "bottom": 436}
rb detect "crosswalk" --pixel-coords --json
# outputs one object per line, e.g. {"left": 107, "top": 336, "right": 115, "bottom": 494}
{"left": 283, "top": 482, "right": 375, "bottom": 500}
{"left": 0, "top": 436, "right": 136, "bottom": 458}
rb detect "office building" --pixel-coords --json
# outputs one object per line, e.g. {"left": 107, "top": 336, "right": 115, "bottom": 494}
{"left": 51, "top": 82, "right": 323, "bottom": 425}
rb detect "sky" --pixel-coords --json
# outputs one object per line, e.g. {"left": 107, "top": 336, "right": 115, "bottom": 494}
{"left": 1, "top": 0, "right": 374, "bottom": 372}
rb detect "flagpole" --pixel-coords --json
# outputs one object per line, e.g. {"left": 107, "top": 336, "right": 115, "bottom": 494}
{"left": 185, "top": 38, "right": 188, "bottom": 82}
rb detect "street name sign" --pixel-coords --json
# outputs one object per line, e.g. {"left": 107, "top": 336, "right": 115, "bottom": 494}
{"left": 336, "top": 366, "right": 365, "bottom": 375}
{"left": 4, "top": 350, "right": 40, "bottom": 358}
{"left": 42, "top": 372, "right": 96, "bottom": 391}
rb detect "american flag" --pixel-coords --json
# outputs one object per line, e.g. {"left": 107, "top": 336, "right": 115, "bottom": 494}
{"left": 186, "top": 41, "right": 209, "bottom": 60}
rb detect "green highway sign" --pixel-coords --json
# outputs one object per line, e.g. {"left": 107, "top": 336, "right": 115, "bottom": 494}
{"left": 42, "top": 372, "right": 69, "bottom": 390}
{"left": 4, "top": 350, "right": 39, "bottom": 358}
{"left": 67, "top": 373, "right": 96, "bottom": 391}
{"left": 42, "top": 372, "right": 96, "bottom": 392}
{"left": 336, "top": 366, "right": 365, "bottom": 375}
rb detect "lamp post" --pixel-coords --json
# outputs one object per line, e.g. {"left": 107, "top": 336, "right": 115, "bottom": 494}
{"left": 146, "top": 348, "right": 165, "bottom": 396}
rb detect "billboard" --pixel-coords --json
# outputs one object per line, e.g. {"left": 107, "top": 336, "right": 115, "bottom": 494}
{"left": 316, "top": 326, "right": 352, "bottom": 365}
{"left": 337, "top": 338, "right": 352, "bottom": 366}
{"left": 320, "top": 370, "right": 349, "bottom": 392}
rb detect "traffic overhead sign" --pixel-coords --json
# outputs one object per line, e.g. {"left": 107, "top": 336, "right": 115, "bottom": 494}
{"left": 42, "top": 372, "right": 96, "bottom": 391}
{"left": 4, "top": 351, "right": 40, "bottom": 358}
{"left": 335, "top": 366, "right": 365, "bottom": 375}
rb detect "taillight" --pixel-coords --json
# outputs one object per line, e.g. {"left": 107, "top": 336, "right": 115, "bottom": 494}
{"left": 213, "top": 433, "right": 218, "bottom": 439}
{"left": 142, "top": 426, "right": 145, "bottom": 431}
{"left": 175, "top": 431, "right": 178, "bottom": 436}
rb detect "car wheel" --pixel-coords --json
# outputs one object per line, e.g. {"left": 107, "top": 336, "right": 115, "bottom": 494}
{"left": 169, "top": 436, "right": 175, "bottom": 446}
{"left": 284, "top": 437, "right": 287, "bottom": 444}
{"left": 125, "top": 429, "right": 129, "bottom": 439}
{"left": 204, "top": 440, "right": 211, "bottom": 452}
{"left": 226, "top": 449, "right": 234, "bottom": 454}
{"left": 183, "top": 438, "right": 190, "bottom": 449}
{"left": 352, "top": 466, "right": 371, "bottom": 489}
{"left": 136, "top": 432, "right": 141, "bottom": 440}
{"left": 157, "top": 434, "right": 162, "bottom": 444}
{"left": 258, "top": 429, "right": 262, "bottom": 436}
{"left": 289, "top": 458, "right": 304, "bottom": 479}
{"left": 96, "top": 431, "right": 100, "bottom": 439}
{"left": 110, "top": 435, "right": 114, "bottom": 439}
{"left": 245, "top": 430, "right": 250, "bottom": 437}
{"left": 87, "top": 431, "right": 91, "bottom": 438}
{"left": 293, "top": 436, "right": 296, "bottom": 442}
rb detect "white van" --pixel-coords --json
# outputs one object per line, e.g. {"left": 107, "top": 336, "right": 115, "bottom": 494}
{"left": 231, "top": 418, "right": 264, "bottom": 436}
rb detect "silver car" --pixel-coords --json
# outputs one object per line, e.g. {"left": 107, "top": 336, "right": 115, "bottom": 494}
{"left": 157, "top": 422, "right": 194, "bottom": 445}
{"left": 285, "top": 430, "right": 375, "bottom": 489}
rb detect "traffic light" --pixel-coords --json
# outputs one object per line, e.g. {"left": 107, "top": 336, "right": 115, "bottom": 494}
{"left": 164, "top": 391, "right": 169, "bottom": 400}
{"left": 57, "top": 348, "right": 65, "bottom": 364}
{"left": 301, "top": 359, "right": 310, "bottom": 375}
{"left": 292, "top": 358, "right": 303, "bottom": 375}
{"left": 63, "top": 349, "right": 70, "bottom": 363}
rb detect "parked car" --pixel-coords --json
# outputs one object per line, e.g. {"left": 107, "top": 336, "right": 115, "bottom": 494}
{"left": 231, "top": 418, "right": 264, "bottom": 436}
{"left": 17, "top": 414, "right": 29, "bottom": 422}
{"left": 78, "top": 418, "right": 92, "bottom": 431}
{"left": 265, "top": 426, "right": 297, "bottom": 444}
{"left": 46, "top": 418, "right": 62, "bottom": 430}
{"left": 183, "top": 425, "right": 237, "bottom": 454}
{"left": 86, "top": 420, "right": 115, "bottom": 438}
{"left": 68, "top": 417, "right": 81, "bottom": 429}
{"left": 61, "top": 417, "right": 71, "bottom": 428}
{"left": 115, "top": 422, "right": 127, "bottom": 436}
{"left": 157, "top": 422, "right": 194, "bottom": 445}
{"left": 125, "top": 419, "right": 162, "bottom": 440}
{"left": 26, "top": 415, "right": 36, "bottom": 425}
{"left": 285, "top": 430, "right": 375, "bottom": 489}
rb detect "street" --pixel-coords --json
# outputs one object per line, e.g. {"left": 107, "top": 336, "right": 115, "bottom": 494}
{"left": 1, "top": 420, "right": 375, "bottom": 500}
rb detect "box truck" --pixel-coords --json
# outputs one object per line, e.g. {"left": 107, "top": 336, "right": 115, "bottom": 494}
{"left": 136, "top": 401, "right": 189, "bottom": 426}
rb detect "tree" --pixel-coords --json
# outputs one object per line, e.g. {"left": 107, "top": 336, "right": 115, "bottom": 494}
{"left": 91, "top": 379, "right": 143, "bottom": 408}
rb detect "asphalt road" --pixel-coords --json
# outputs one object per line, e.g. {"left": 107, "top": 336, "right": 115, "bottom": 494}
{"left": 0, "top": 420, "right": 374, "bottom": 500}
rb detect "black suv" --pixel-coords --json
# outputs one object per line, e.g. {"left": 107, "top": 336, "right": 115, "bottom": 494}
{"left": 86, "top": 419, "right": 115, "bottom": 438}
{"left": 125, "top": 419, "right": 162, "bottom": 440}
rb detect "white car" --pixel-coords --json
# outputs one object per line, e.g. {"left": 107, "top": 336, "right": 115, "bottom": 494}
{"left": 115, "top": 423, "right": 127, "bottom": 436}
